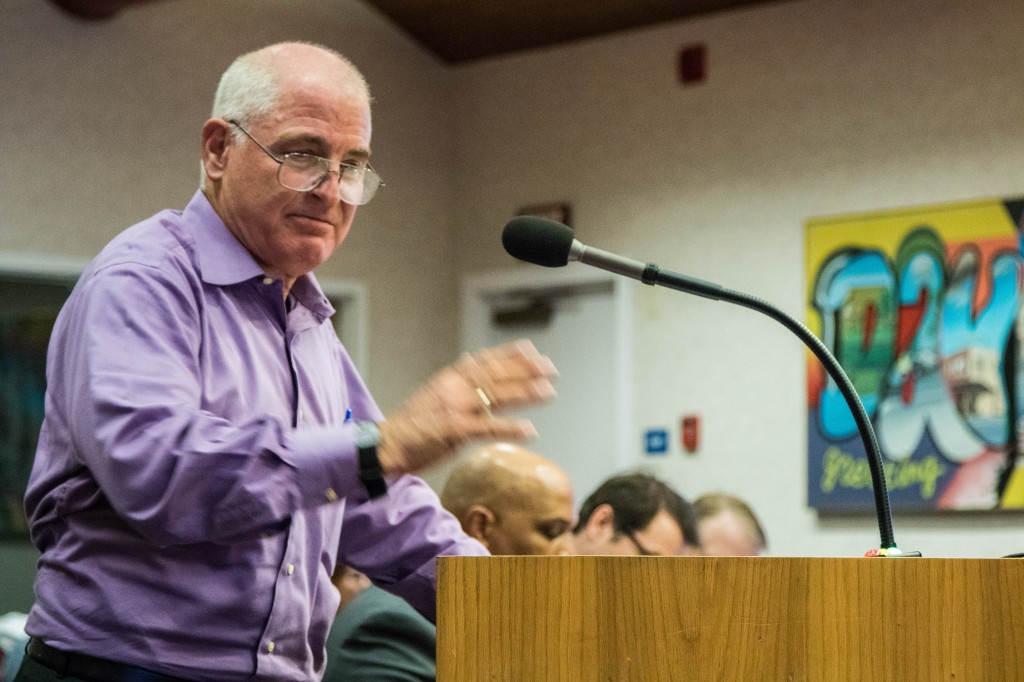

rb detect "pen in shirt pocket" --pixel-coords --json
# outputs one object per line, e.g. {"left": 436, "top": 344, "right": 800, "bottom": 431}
{"left": 344, "top": 408, "right": 352, "bottom": 423}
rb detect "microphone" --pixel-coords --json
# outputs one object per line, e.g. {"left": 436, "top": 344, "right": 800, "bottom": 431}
{"left": 502, "top": 215, "right": 910, "bottom": 557}
{"left": 502, "top": 216, "right": 724, "bottom": 300}
{"left": 502, "top": 215, "right": 576, "bottom": 268}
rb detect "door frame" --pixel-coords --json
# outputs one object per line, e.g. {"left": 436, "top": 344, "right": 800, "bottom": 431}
{"left": 461, "top": 266, "right": 635, "bottom": 474}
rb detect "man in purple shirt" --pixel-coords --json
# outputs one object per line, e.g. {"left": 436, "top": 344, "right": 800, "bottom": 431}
{"left": 17, "top": 42, "right": 557, "bottom": 682}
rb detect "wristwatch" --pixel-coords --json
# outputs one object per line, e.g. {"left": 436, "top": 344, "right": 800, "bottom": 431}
{"left": 354, "top": 421, "right": 387, "bottom": 499}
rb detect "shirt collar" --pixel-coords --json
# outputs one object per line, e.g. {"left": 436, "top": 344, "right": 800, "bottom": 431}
{"left": 291, "top": 272, "right": 337, "bottom": 322}
{"left": 188, "top": 189, "right": 264, "bottom": 287}
{"left": 186, "top": 190, "right": 336, "bottom": 321}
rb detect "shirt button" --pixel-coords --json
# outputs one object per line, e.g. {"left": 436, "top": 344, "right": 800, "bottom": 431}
{"left": 262, "top": 277, "right": 274, "bottom": 285}
{"left": 287, "top": 563, "right": 295, "bottom": 575}
{"left": 325, "top": 488, "right": 338, "bottom": 502}
{"left": 267, "top": 641, "right": 275, "bottom": 653}
{"left": 298, "top": 409, "right": 305, "bottom": 421}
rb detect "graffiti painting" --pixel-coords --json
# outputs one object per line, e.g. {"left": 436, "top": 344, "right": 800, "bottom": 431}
{"left": 806, "top": 198, "right": 1024, "bottom": 511}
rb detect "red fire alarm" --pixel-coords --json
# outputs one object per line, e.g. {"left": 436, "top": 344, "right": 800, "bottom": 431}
{"left": 678, "top": 43, "right": 707, "bottom": 85}
{"left": 681, "top": 414, "right": 701, "bottom": 453}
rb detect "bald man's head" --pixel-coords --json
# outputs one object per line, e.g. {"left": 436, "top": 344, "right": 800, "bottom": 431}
{"left": 441, "top": 443, "right": 574, "bottom": 556}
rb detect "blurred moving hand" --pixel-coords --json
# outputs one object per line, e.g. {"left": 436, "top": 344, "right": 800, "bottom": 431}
{"left": 379, "top": 340, "right": 558, "bottom": 475}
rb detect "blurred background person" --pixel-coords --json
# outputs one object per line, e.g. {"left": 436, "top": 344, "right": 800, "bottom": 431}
{"left": 1, "top": 612, "right": 29, "bottom": 682}
{"left": 333, "top": 565, "right": 372, "bottom": 612}
{"left": 694, "top": 492, "right": 767, "bottom": 557}
{"left": 440, "top": 442, "right": 575, "bottom": 556}
{"left": 323, "top": 565, "right": 434, "bottom": 682}
{"left": 571, "top": 472, "right": 700, "bottom": 556}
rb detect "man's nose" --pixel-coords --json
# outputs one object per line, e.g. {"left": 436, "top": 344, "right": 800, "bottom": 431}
{"left": 554, "top": 534, "right": 574, "bottom": 556}
{"left": 310, "top": 170, "right": 343, "bottom": 204}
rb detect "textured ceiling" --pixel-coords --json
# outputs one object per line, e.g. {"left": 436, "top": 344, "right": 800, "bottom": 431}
{"left": 361, "top": 0, "right": 780, "bottom": 62}
{"left": 49, "top": 0, "right": 781, "bottom": 63}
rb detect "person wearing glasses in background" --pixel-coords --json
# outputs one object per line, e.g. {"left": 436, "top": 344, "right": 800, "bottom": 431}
{"left": 570, "top": 472, "right": 701, "bottom": 557}
{"left": 17, "top": 42, "right": 557, "bottom": 682}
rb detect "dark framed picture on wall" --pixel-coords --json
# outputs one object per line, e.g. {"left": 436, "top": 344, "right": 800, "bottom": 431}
{"left": 0, "top": 269, "right": 77, "bottom": 541}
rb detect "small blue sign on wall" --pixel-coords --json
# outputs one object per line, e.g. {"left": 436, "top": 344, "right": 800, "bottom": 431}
{"left": 644, "top": 428, "right": 669, "bottom": 455}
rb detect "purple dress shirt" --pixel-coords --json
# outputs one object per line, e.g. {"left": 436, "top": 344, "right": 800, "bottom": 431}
{"left": 23, "top": 190, "right": 486, "bottom": 681}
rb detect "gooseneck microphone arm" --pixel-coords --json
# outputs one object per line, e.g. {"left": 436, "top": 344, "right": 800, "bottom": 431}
{"left": 657, "top": 265, "right": 895, "bottom": 551}
{"left": 506, "top": 216, "right": 900, "bottom": 553}
{"left": 571, "top": 241, "right": 726, "bottom": 299}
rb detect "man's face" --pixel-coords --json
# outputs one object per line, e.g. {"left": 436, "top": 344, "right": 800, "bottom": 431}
{"left": 606, "top": 509, "right": 688, "bottom": 556}
{"left": 698, "top": 509, "right": 763, "bottom": 556}
{"left": 573, "top": 506, "right": 689, "bottom": 556}
{"left": 207, "top": 77, "right": 371, "bottom": 285}
{"left": 486, "top": 476, "right": 575, "bottom": 556}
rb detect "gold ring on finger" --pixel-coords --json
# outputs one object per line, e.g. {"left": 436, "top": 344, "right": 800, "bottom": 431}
{"left": 475, "top": 387, "right": 494, "bottom": 418}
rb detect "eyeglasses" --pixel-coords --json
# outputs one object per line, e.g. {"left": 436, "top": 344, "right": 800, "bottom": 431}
{"left": 227, "top": 119, "right": 384, "bottom": 206}
{"left": 622, "top": 528, "right": 657, "bottom": 556}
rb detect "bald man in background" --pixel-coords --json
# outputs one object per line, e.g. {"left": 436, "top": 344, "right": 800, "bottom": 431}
{"left": 441, "top": 442, "right": 575, "bottom": 556}
{"left": 323, "top": 443, "right": 574, "bottom": 680}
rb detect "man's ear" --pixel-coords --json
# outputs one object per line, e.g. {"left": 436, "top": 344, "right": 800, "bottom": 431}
{"left": 582, "top": 503, "right": 617, "bottom": 541}
{"left": 201, "top": 118, "right": 232, "bottom": 183}
{"left": 462, "top": 505, "right": 497, "bottom": 549}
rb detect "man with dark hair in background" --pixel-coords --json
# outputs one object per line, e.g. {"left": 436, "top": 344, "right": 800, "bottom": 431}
{"left": 571, "top": 472, "right": 700, "bottom": 556}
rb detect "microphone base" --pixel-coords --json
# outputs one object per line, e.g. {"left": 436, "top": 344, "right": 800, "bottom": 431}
{"left": 864, "top": 549, "right": 923, "bottom": 557}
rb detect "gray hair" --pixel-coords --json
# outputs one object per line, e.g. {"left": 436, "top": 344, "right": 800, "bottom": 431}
{"left": 211, "top": 55, "right": 280, "bottom": 145}
{"left": 199, "top": 42, "right": 370, "bottom": 185}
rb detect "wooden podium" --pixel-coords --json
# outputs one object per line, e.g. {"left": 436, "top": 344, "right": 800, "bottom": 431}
{"left": 437, "top": 555, "right": 1024, "bottom": 680}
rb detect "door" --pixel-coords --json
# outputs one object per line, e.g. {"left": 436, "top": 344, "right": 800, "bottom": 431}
{"left": 445, "top": 266, "right": 634, "bottom": 505}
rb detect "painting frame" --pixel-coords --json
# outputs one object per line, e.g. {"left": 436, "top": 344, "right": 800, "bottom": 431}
{"left": 805, "top": 197, "right": 1024, "bottom": 512}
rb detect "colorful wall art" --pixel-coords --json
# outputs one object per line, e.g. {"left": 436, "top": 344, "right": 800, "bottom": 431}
{"left": 806, "top": 198, "right": 1024, "bottom": 511}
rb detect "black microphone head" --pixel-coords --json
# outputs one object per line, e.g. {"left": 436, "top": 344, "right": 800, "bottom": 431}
{"left": 502, "top": 216, "right": 575, "bottom": 267}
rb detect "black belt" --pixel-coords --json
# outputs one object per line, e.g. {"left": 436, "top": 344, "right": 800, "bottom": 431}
{"left": 27, "top": 637, "right": 194, "bottom": 682}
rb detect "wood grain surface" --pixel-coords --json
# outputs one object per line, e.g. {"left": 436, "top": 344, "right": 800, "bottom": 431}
{"left": 437, "top": 556, "right": 1024, "bottom": 681}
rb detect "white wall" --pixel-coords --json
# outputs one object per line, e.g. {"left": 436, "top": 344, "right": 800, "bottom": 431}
{"left": 448, "top": 0, "right": 1024, "bottom": 558}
